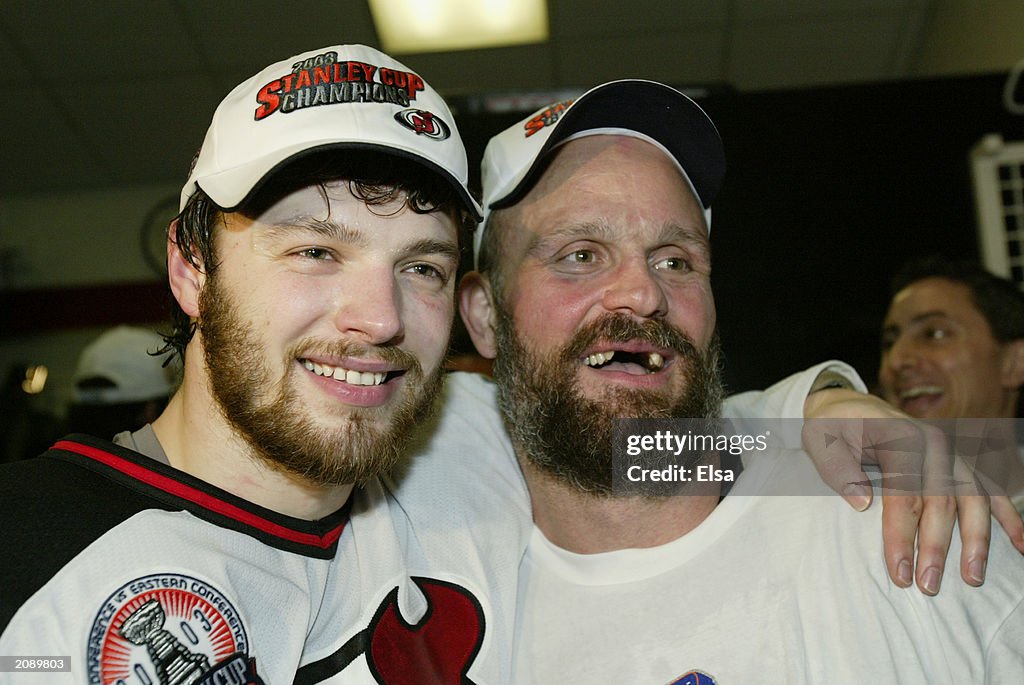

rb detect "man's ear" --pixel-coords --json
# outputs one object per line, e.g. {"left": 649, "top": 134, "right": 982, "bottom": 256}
{"left": 1000, "top": 339, "right": 1024, "bottom": 389}
{"left": 458, "top": 271, "right": 498, "bottom": 359}
{"left": 167, "top": 218, "right": 205, "bottom": 318}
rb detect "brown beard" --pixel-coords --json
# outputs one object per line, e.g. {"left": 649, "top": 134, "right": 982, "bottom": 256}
{"left": 491, "top": 303, "right": 724, "bottom": 496}
{"left": 197, "top": 272, "right": 445, "bottom": 487}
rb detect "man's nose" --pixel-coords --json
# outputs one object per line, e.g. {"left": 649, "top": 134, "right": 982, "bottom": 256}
{"left": 333, "top": 269, "right": 404, "bottom": 345}
{"left": 883, "top": 334, "right": 918, "bottom": 374}
{"left": 600, "top": 258, "right": 668, "bottom": 319}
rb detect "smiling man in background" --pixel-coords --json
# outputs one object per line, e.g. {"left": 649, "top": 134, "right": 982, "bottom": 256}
{"left": 880, "top": 254, "right": 1024, "bottom": 513}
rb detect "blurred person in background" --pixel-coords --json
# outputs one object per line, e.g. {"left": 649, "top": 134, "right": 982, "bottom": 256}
{"left": 65, "top": 325, "right": 179, "bottom": 440}
{"left": 880, "top": 254, "right": 1024, "bottom": 512}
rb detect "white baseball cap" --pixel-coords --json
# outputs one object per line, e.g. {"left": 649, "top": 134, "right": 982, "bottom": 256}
{"left": 180, "top": 43, "right": 481, "bottom": 221}
{"left": 72, "top": 326, "right": 179, "bottom": 405}
{"left": 476, "top": 79, "right": 725, "bottom": 263}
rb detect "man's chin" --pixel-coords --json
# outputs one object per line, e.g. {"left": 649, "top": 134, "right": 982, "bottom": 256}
{"left": 577, "top": 374, "right": 679, "bottom": 409}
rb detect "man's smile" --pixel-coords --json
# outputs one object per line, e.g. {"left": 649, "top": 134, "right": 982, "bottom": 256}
{"left": 582, "top": 349, "right": 668, "bottom": 375}
{"left": 301, "top": 359, "right": 399, "bottom": 386}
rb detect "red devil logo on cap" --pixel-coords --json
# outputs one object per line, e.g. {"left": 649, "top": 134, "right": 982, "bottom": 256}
{"left": 394, "top": 109, "right": 452, "bottom": 141}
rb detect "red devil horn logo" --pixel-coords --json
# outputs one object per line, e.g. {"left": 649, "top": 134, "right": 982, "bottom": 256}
{"left": 393, "top": 109, "right": 452, "bottom": 141}
{"left": 366, "top": 578, "right": 484, "bottom": 685}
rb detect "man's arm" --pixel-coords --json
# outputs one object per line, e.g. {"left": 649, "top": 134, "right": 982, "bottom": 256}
{"left": 725, "top": 361, "right": 1024, "bottom": 595}
{"left": 803, "top": 383, "right": 1024, "bottom": 595}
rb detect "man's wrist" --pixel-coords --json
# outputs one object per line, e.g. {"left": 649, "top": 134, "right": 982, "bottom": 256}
{"left": 804, "top": 370, "right": 862, "bottom": 418}
{"left": 808, "top": 369, "right": 855, "bottom": 395}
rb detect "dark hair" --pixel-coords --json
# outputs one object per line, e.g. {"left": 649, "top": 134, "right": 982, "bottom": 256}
{"left": 890, "top": 255, "right": 1024, "bottom": 343}
{"left": 163, "top": 149, "right": 477, "bottom": 360}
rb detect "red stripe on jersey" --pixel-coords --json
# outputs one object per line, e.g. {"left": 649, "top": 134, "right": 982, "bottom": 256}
{"left": 54, "top": 440, "right": 346, "bottom": 550}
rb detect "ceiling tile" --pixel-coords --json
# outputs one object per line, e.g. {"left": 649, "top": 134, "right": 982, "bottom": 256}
{"left": 58, "top": 76, "right": 225, "bottom": 187}
{"left": 550, "top": 0, "right": 728, "bottom": 34}
{"left": 0, "top": 87, "right": 102, "bottom": 194}
{"left": 0, "top": 0, "right": 204, "bottom": 79}
{"left": 729, "top": 17, "right": 902, "bottom": 90}
{"left": 179, "top": 1, "right": 378, "bottom": 72}
{"left": 554, "top": 29, "right": 725, "bottom": 87}
{"left": 733, "top": 0, "right": 926, "bottom": 22}
{"left": 399, "top": 44, "right": 557, "bottom": 95}
{"left": 0, "top": 25, "right": 29, "bottom": 84}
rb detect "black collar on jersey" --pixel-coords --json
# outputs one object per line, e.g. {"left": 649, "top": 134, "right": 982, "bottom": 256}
{"left": 53, "top": 434, "right": 352, "bottom": 559}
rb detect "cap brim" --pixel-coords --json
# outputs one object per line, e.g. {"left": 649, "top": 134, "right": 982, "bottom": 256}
{"left": 189, "top": 142, "right": 482, "bottom": 222}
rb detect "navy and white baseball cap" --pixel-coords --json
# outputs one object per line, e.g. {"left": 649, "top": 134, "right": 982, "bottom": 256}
{"left": 181, "top": 43, "right": 482, "bottom": 221}
{"left": 477, "top": 79, "right": 725, "bottom": 263}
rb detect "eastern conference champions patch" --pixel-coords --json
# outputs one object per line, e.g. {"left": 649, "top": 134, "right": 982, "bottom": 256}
{"left": 88, "top": 573, "right": 263, "bottom": 684}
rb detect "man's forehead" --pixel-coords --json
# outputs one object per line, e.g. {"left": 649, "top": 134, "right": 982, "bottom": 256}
{"left": 234, "top": 180, "right": 457, "bottom": 248}
{"left": 530, "top": 135, "right": 704, "bottom": 213}
{"left": 886, "top": 278, "right": 987, "bottom": 328}
{"left": 253, "top": 181, "right": 347, "bottom": 223}
{"left": 892, "top": 278, "right": 974, "bottom": 311}
{"left": 548, "top": 134, "right": 690, "bottom": 179}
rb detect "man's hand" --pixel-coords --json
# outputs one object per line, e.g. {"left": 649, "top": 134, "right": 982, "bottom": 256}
{"left": 803, "top": 388, "right": 1024, "bottom": 595}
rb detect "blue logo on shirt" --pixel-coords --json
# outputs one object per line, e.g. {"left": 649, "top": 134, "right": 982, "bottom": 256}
{"left": 669, "top": 671, "right": 718, "bottom": 685}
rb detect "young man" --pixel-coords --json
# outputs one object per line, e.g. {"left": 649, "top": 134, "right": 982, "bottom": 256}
{"left": 0, "top": 43, "right": 500, "bottom": 683}
{"left": 454, "top": 80, "right": 1024, "bottom": 681}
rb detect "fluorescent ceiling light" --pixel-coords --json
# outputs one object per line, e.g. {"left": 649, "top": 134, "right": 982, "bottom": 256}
{"left": 369, "top": 0, "right": 548, "bottom": 53}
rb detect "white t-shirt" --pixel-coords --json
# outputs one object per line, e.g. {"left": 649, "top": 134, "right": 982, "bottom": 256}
{"left": 386, "top": 362, "right": 898, "bottom": 683}
{"left": 511, "top": 385, "right": 1024, "bottom": 683}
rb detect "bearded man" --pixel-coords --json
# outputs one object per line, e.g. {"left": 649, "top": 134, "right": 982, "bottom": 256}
{"left": 0, "top": 44, "right": 499, "bottom": 683}
{"left": 456, "top": 80, "right": 1024, "bottom": 682}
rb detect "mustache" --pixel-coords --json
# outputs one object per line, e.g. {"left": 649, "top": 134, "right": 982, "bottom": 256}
{"left": 561, "top": 314, "right": 701, "bottom": 363}
{"left": 290, "top": 337, "right": 424, "bottom": 376}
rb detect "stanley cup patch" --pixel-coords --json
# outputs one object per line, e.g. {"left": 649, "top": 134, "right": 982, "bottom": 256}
{"left": 87, "top": 573, "right": 263, "bottom": 685}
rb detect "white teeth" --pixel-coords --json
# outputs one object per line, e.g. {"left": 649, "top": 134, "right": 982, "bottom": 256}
{"left": 585, "top": 351, "right": 615, "bottom": 367}
{"left": 647, "top": 352, "right": 664, "bottom": 370}
{"left": 901, "top": 385, "right": 942, "bottom": 400}
{"left": 303, "top": 359, "right": 387, "bottom": 386}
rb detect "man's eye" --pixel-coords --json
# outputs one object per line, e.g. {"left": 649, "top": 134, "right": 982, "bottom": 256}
{"left": 924, "top": 327, "right": 949, "bottom": 341}
{"left": 296, "top": 247, "right": 333, "bottom": 260}
{"left": 565, "top": 250, "right": 596, "bottom": 264}
{"left": 404, "top": 263, "right": 446, "bottom": 281}
{"left": 653, "top": 256, "right": 689, "bottom": 272}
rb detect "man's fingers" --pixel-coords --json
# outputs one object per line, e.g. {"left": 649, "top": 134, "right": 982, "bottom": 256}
{"left": 801, "top": 420, "right": 872, "bottom": 511}
{"left": 881, "top": 494, "right": 924, "bottom": 588}
{"left": 912, "top": 495, "right": 956, "bottom": 595}
{"left": 954, "top": 495, "right": 991, "bottom": 586}
{"left": 991, "top": 495, "right": 1024, "bottom": 554}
